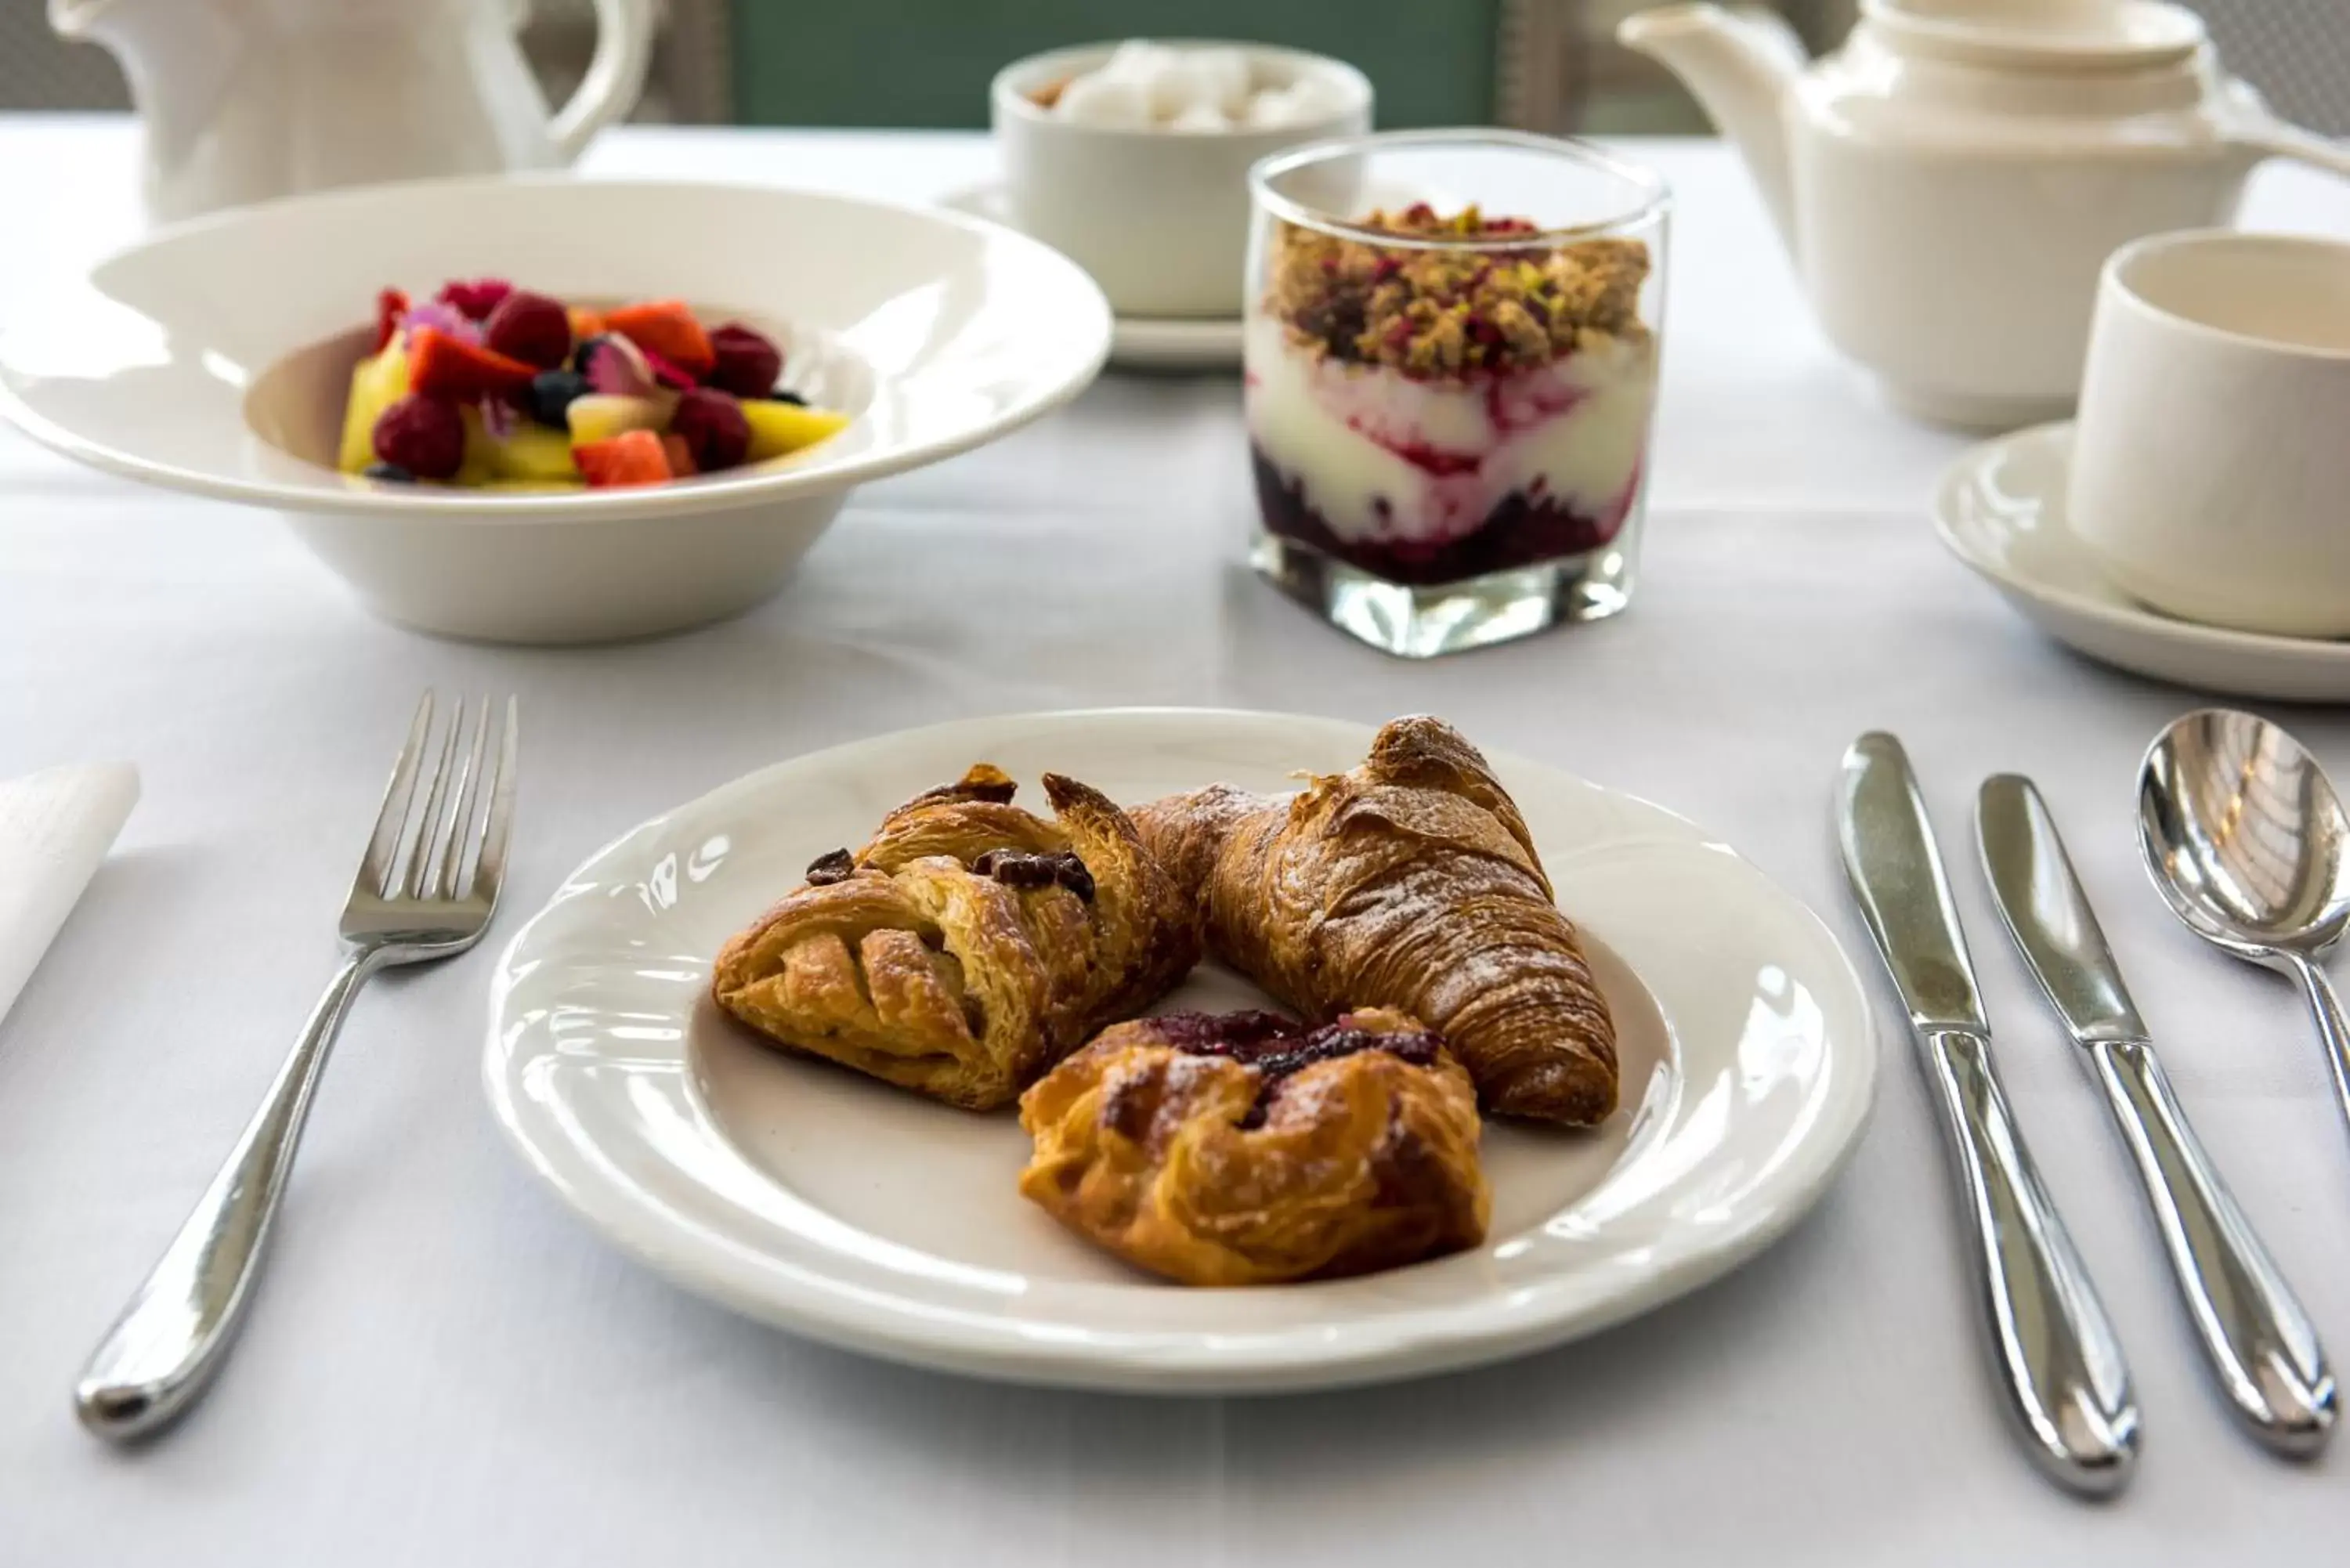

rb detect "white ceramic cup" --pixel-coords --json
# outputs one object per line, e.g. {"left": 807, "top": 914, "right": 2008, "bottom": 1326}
{"left": 2070, "top": 229, "right": 2350, "bottom": 638}
{"left": 990, "top": 42, "right": 1372, "bottom": 319}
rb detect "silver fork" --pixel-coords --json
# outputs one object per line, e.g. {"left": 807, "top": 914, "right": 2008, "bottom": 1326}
{"left": 75, "top": 692, "right": 517, "bottom": 1441}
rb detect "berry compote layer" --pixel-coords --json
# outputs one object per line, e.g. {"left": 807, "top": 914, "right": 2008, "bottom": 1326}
{"left": 1138, "top": 1008, "right": 1447, "bottom": 1129}
{"left": 1246, "top": 204, "right": 1657, "bottom": 587}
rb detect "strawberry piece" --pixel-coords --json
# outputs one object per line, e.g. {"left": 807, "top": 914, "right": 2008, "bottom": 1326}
{"left": 436, "top": 278, "right": 513, "bottom": 321}
{"left": 638, "top": 345, "right": 700, "bottom": 391}
{"left": 660, "top": 433, "right": 697, "bottom": 477}
{"left": 372, "top": 288, "right": 410, "bottom": 355}
{"left": 408, "top": 327, "right": 537, "bottom": 400}
{"left": 604, "top": 299, "right": 715, "bottom": 376}
{"left": 574, "top": 428, "right": 673, "bottom": 488}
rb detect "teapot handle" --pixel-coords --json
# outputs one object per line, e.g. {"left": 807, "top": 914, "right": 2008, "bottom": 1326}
{"left": 2238, "top": 121, "right": 2350, "bottom": 182}
{"left": 548, "top": 0, "right": 657, "bottom": 162}
{"left": 2223, "top": 87, "right": 2350, "bottom": 182}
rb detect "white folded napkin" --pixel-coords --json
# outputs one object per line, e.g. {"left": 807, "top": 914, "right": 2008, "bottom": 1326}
{"left": 0, "top": 762, "right": 139, "bottom": 1031}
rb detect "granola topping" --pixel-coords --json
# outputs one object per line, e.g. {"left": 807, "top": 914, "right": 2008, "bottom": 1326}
{"left": 1265, "top": 203, "right": 1650, "bottom": 379}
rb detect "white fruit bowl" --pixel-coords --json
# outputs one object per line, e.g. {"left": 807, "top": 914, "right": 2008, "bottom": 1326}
{"left": 0, "top": 176, "right": 1111, "bottom": 643}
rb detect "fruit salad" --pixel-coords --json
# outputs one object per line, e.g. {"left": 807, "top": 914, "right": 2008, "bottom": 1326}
{"left": 336, "top": 279, "right": 850, "bottom": 491}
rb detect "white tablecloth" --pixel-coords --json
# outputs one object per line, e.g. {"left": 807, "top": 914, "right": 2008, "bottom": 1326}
{"left": 7, "top": 120, "right": 2350, "bottom": 1566}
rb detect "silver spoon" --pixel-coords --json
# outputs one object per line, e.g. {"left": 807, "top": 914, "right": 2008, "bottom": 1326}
{"left": 2138, "top": 709, "right": 2350, "bottom": 1159}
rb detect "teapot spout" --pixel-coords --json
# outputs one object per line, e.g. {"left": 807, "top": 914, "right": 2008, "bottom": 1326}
{"left": 1618, "top": 3, "right": 1807, "bottom": 257}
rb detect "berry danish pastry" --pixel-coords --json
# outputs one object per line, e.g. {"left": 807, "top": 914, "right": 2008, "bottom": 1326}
{"left": 1018, "top": 1006, "right": 1490, "bottom": 1285}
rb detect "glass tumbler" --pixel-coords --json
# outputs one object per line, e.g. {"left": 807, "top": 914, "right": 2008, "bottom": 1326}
{"left": 1242, "top": 130, "right": 1670, "bottom": 658}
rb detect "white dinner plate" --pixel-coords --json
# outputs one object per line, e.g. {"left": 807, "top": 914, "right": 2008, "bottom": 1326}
{"left": 1936, "top": 422, "right": 2350, "bottom": 703}
{"left": 485, "top": 709, "right": 1877, "bottom": 1393}
{"left": 938, "top": 183, "right": 1243, "bottom": 371}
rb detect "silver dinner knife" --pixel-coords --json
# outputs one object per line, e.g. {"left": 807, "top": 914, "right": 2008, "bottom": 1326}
{"left": 1977, "top": 773, "right": 2337, "bottom": 1455}
{"left": 1837, "top": 733, "right": 2138, "bottom": 1495}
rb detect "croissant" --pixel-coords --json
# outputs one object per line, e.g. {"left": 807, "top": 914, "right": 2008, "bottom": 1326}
{"left": 1018, "top": 1006, "right": 1489, "bottom": 1284}
{"left": 713, "top": 764, "right": 1198, "bottom": 1110}
{"left": 1132, "top": 716, "right": 1617, "bottom": 1124}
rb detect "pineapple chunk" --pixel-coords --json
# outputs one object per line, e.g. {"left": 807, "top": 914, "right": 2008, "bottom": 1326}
{"left": 566, "top": 392, "right": 671, "bottom": 446}
{"left": 741, "top": 399, "right": 851, "bottom": 463}
{"left": 335, "top": 338, "right": 412, "bottom": 473}
{"left": 453, "top": 405, "right": 495, "bottom": 487}
{"left": 479, "top": 478, "right": 588, "bottom": 493}
{"left": 486, "top": 421, "right": 580, "bottom": 482}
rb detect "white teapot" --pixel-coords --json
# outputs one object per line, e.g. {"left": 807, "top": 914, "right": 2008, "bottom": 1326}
{"left": 1621, "top": 0, "right": 2350, "bottom": 428}
{"left": 51, "top": 0, "right": 655, "bottom": 226}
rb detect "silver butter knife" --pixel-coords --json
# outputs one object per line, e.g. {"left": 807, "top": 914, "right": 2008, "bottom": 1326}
{"left": 1838, "top": 734, "right": 2138, "bottom": 1495}
{"left": 1978, "top": 773, "right": 2337, "bottom": 1456}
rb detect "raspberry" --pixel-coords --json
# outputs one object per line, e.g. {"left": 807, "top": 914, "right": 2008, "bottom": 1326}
{"left": 706, "top": 323, "right": 783, "bottom": 397}
{"left": 371, "top": 394, "right": 466, "bottom": 480}
{"left": 668, "top": 388, "right": 750, "bottom": 473}
{"left": 436, "top": 278, "right": 513, "bottom": 321}
{"left": 483, "top": 289, "right": 571, "bottom": 370}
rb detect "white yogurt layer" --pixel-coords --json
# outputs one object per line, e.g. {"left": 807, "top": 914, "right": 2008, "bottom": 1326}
{"left": 1245, "top": 313, "right": 1658, "bottom": 546}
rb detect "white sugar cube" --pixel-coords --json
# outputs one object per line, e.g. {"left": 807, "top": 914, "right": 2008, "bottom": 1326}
{"left": 1153, "top": 56, "right": 1246, "bottom": 120}
{"left": 1188, "top": 49, "right": 1253, "bottom": 113}
{"left": 1054, "top": 71, "right": 1152, "bottom": 128}
{"left": 1100, "top": 40, "right": 1181, "bottom": 85}
{"left": 1282, "top": 73, "right": 1350, "bottom": 119}
{"left": 1243, "top": 86, "right": 1303, "bottom": 128}
{"left": 1167, "top": 101, "right": 1232, "bottom": 132}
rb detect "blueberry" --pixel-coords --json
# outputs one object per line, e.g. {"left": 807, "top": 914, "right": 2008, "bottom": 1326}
{"left": 526, "top": 368, "right": 591, "bottom": 427}
{"left": 362, "top": 461, "right": 416, "bottom": 482}
{"left": 570, "top": 333, "right": 612, "bottom": 374}
{"left": 764, "top": 388, "right": 808, "bottom": 406}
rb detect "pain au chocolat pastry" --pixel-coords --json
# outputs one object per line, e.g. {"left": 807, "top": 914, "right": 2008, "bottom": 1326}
{"left": 1018, "top": 1006, "right": 1489, "bottom": 1284}
{"left": 1132, "top": 716, "right": 1617, "bottom": 1125}
{"left": 712, "top": 764, "right": 1197, "bottom": 1110}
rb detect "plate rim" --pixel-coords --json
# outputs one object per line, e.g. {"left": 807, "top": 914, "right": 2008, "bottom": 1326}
{"left": 483, "top": 706, "right": 1879, "bottom": 1393}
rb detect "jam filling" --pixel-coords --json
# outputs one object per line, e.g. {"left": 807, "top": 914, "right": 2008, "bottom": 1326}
{"left": 1253, "top": 447, "right": 1630, "bottom": 587}
{"left": 1145, "top": 1009, "right": 1443, "bottom": 1126}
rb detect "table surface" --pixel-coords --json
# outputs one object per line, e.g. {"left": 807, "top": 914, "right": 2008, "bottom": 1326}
{"left": 8, "top": 119, "right": 2350, "bottom": 1566}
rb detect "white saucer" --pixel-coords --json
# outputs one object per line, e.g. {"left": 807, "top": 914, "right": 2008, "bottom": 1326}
{"left": 938, "top": 183, "right": 1242, "bottom": 371}
{"left": 485, "top": 708, "right": 1876, "bottom": 1394}
{"left": 1936, "top": 422, "right": 2350, "bottom": 703}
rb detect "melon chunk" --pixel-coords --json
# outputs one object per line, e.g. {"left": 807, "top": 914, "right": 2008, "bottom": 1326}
{"left": 740, "top": 399, "right": 850, "bottom": 463}
{"left": 566, "top": 392, "right": 671, "bottom": 446}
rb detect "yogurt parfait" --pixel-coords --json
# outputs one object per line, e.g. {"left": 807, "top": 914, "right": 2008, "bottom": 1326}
{"left": 1243, "top": 132, "right": 1668, "bottom": 656}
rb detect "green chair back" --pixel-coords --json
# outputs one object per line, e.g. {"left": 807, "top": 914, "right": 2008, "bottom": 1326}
{"left": 732, "top": 0, "right": 1502, "bottom": 128}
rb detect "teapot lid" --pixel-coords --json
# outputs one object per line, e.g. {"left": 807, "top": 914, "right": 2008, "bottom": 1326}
{"left": 1861, "top": 0, "right": 2205, "bottom": 70}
